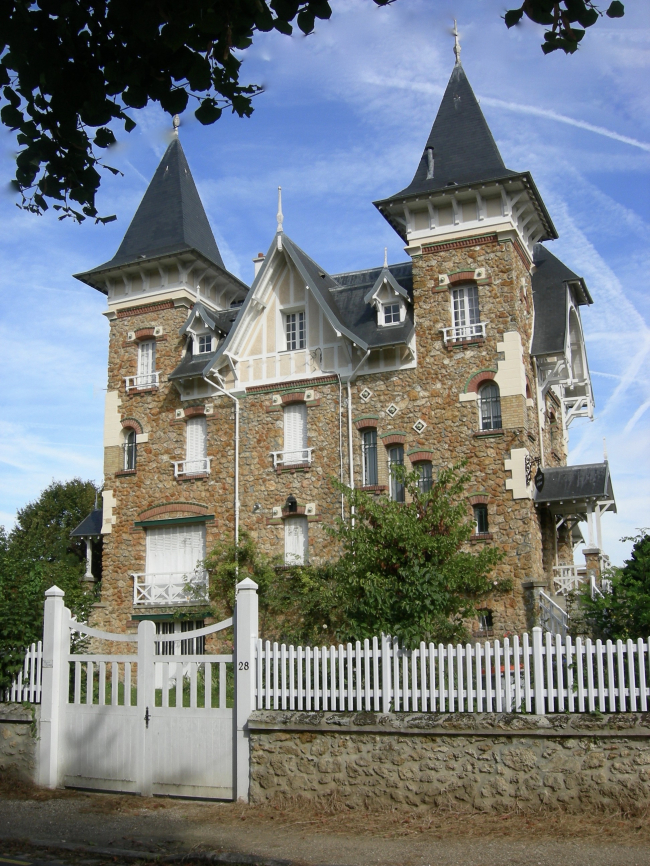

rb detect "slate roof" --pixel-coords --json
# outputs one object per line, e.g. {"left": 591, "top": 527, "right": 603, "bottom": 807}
{"left": 531, "top": 244, "right": 592, "bottom": 357}
{"left": 70, "top": 510, "right": 103, "bottom": 537}
{"left": 376, "top": 63, "right": 518, "bottom": 202}
{"left": 76, "top": 137, "right": 225, "bottom": 284}
{"left": 534, "top": 463, "right": 615, "bottom": 510}
{"left": 330, "top": 262, "right": 414, "bottom": 348}
{"left": 170, "top": 303, "right": 240, "bottom": 382}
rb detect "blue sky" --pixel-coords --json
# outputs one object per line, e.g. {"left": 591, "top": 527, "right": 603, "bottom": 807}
{"left": 0, "top": 0, "right": 648, "bottom": 566}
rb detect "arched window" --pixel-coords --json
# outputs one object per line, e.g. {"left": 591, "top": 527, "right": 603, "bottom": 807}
{"left": 123, "top": 428, "right": 137, "bottom": 471}
{"left": 388, "top": 445, "right": 405, "bottom": 502}
{"left": 479, "top": 382, "right": 502, "bottom": 431}
{"left": 416, "top": 461, "right": 433, "bottom": 493}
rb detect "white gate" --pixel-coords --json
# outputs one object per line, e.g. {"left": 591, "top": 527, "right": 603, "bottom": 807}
{"left": 37, "top": 579, "right": 258, "bottom": 801}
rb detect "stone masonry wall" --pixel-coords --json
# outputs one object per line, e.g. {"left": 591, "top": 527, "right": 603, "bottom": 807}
{"left": 0, "top": 704, "right": 38, "bottom": 782}
{"left": 248, "top": 710, "right": 650, "bottom": 813}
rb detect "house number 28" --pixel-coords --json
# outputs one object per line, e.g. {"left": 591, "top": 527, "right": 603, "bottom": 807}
{"left": 238, "top": 661, "right": 249, "bottom": 670}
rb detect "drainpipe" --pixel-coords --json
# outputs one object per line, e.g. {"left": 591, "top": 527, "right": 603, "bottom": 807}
{"left": 532, "top": 357, "right": 545, "bottom": 468}
{"left": 345, "top": 349, "right": 371, "bottom": 524}
{"left": 203, "top": 372, "right": 240, "bottom": 561}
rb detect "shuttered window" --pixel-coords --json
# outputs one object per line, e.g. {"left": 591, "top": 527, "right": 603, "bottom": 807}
{"left": 145, "top": 524, "right": 206, "bottom": 582}
{"left": 283, "top": 403, "right": 307, "bottom": 465}
{"left": 285, "top": 517, "right": 308, "bottom": 565}
{"left": 137, "top": 340, "right": 156, "bottom": 387}
{"left": 452, "top": 286, "right": 480, "bottom": 331}
{"left": 185, "top": 416, "right": 207, "bottom": 474}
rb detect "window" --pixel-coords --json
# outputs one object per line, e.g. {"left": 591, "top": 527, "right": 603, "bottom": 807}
{"left": 123, "top": 428, "right": 137, "bottom": 471}
{"left": 479, "top": 382, "right": 502, "bottom": 431}
{"left": 416, "top": 462, "right": 433, "bottom": 493}
{"left": 477, "top": 610, "right": 493, "bottom": 636}
{"left": 137, "top": 340, "right": 156, "bottom": 388}
{"left": 155, "top": 620, "right": 205, "bottom": 656}
{"left": 452, "top": 285, "right": 480, "bottom": 336}
{"left": 473, "top": 504, "right": 489, "bottom": 534}
{"left": 145, "top": 524, "right": 206, "bottom": 584}
{"left": 283, "top": 403, "right": 308, "bottom": 465}
{"left": 383, "top": 303, "right": 401, "bottom": 325}
{"left": 285, "top": 516, "right": 308, "bottom": 565}
{"left": 186, "top": 416, "right": 207, "bottom": 474}
{"left": 285, "top": 311, "right": 305, "bottom": 350}
{"left": 362, "top": 429, "right": 378, "bottom": 486}
{"left": 388, "top": 445, "right": 405, "bottom": 502}
{"left": 197, "top": 334, "right": 213, "bottom": 354}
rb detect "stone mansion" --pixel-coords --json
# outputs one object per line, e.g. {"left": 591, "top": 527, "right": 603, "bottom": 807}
{"left": 72, "top": 58, "right": 616, "bottom": 640}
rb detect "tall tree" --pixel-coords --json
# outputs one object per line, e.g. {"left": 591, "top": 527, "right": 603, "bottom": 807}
{"left": 0, "top": 479, "right": 100, "bottom": 690}
{"left": 0, "top": 0, "right": 624, "bottom": 224}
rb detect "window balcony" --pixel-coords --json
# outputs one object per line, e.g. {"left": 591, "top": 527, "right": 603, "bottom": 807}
{"left": 124, "top": 372, "right": 160, "bottom": 392}
{"left": 270, "top": 448, "right": 314, "bottom": 469}
{"left": 441, "top": 322, "right": 487, "bottom": 345}
{"left": 552, "top": 564, "right": 587, "bottom": 595}
{"left": 172, "top": 457, "right": 211, "bottom": 478}
{"left": 131, "top": 571, "right": 209, "bottom": 606}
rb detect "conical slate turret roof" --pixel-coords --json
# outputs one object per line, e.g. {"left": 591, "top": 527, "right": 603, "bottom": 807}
{"left": 378, "top": 63, "right": 519, "bottom": 203}
{"left": 82, "top": 137, "right": 224, "bottom": 274}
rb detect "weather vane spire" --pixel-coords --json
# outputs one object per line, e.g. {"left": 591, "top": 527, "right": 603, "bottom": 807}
{"left": 452, "top": 20, "right": 461, "bottom": 66}
{"left": 172, "top": 114, "right": 180, "bottom": 136}
{"left": 383, "top": 247, "right": 388, "bottom": 268}
{"left": 276, "top": 186, "right": 284, "bottom": 234}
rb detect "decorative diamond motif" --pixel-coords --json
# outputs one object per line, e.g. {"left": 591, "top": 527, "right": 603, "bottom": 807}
{"left": 386, "top": 403, "right": 399, "bottom": 418}
{"left": 413, "top": 419, "right": 427, "bottom": 434}
{"left": 359, "top": 388, "right": 372, "bottom": 403}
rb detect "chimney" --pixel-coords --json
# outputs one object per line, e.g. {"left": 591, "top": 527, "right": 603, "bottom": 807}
{"left": 253, "top": 252, "right": 265, "bottom": 278}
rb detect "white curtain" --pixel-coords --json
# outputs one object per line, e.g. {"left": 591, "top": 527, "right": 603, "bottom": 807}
{"left": 283, "top": 403, "right": 307, "bottom": 464}
{"left": 145, "top": 524, "right": 206, "bottom": 582}
{"left": 284, "top": 517, "right": 307, "bottom": 565}
{"left": 185, "top": 416, "right": 207, "bottom": 473}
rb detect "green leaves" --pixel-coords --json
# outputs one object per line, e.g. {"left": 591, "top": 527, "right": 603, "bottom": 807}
{"left": 504, "top": 0, "right": 623, "bottom": 53}
{"left": 195, "top": 97, "right": 223, "bottom": 125}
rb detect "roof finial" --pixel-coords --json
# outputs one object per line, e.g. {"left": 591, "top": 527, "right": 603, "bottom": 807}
{"left": 383, "top": 247, "right": 388, "bottom": 268}
{"left": 452, "top": 19, "right": 461, "bottom": 66}
{"left": 276, "top": 186, "right": 284, "bottom": 234}
{"left": 603, "top": 437, "right": 608, "bottom": 461}
{"left": 172, "top": 114, "right": 180, "bottom": 136}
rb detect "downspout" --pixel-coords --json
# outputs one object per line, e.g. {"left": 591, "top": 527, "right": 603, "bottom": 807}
{"left": 314, "top": 349, "right": 345, "bottom": 519}
{"left": 203, "top": 371, "right": 240, "bottom": 566}
{"left": 345, "top": 349, "right": 371, "bottom": 524}
{"left": 532, "top": 357, "right": 545, "bottom": 468}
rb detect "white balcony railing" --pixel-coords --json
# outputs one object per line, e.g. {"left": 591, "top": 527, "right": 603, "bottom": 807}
{"left": 172, "top": 457, "right": 211, "bottom": 478}
{"left": 131, "top": 571, "right": 209, "bottom": 606}
{"left": 553, "top": 564, "right": 587, "bottom": 596}
{"left": 441, "top": 322, "right": 488, "bottom": 345}
{"left": 124, "top": 372, "right": 160, "bottom": 392}
{"left": 270, "top": 448, "right": 314, "bottom": 469}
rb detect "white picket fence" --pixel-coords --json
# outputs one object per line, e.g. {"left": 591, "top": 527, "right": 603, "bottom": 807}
{"left": 3, "top": 641, "right": 42, "bottom": 703}
{"left": 257, "top": 628, "right": 650, "bottom": 715}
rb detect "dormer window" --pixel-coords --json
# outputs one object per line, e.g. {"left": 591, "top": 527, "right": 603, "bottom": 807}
{"left": 383, "top": 303, "right": 401, "bottom": 325}
{"left": 197, "top": 334, "right": 214, "bottom": 354}
{"left": 285, "top": 311, "right": 305, "bottom": 351}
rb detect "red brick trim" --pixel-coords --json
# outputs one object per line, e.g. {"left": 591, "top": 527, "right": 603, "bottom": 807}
{"left": 115, "top": 469, "right": 136, "bottom": 477}
{"left": 355, "top": 418, "right": 378, "bottom": 431}
{"left": 513, "top": 237, "right": 532, "bottom": 269}
{"left": 177, "top": 474, "right": 209, "bottom": 482}
{"left": 126, "top": 387, "right": 157, "bottom": 395}
{"left": 246, "top": 375, "right": 338, "bottom": 395}
{"left": 422, "top": 233, "right": 498, "bottom": 255}
{"left": 448, "top": 271, "right": 476, "bottom": 285}
{"left": 470, "top": 532, "right": 494, "bottom": 542}
{"left": 184, "top": 405, "right": 206, "bottom": 417}
{"left": 276, "top": 463, "right": 311, "bottom": 474}
{"left": 281, "top": 392, "right": 306, "bottom": 405}
{"left": 466, "top": 370, "right": 496, "bottom": 393}
{"left": 281, "top": 505, "right": 308, "bottom": 517}
{"left": 360, "top": 484, "right": 387, "bottom": 493}
{"left": 473, "top": 429, "right": 505, "bottom": 438}
{"left": 381, "top": 434, "right": 406, "bottom": 446}
{"left": 468, "top": 494, "right": 489, "bottom": 506}
{"left": 116, "top": 301, "right": 174, "bottom": 319}
{"left": 138, "top": 502, "right": 208, "bottom": 521}
{"left": 121, "top": 417, "right": 143, "bottom": 434}
{"left": 445, "top": 337, "right": 485, "bottom": 351}
{"left": 408, "top": 451, "right": 434, "bottom": 464}
{"left": 525, "top": 376, "right": 533, "bottom": 400}
{"left": 134, "top": 328, "right": 155, "bottom": 341}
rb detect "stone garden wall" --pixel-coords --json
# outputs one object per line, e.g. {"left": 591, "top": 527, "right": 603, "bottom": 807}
{"left": 248, "top": 710, "right": 650, "bottom": 812}
{"left": 0, "top": 703, "right": 38, "bottom": 782}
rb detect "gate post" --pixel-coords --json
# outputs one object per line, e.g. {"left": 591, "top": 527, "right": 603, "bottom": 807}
{"left": 38, "top": 586, "right": 69, "bottom": 788}
{"left": 234, "top": 577, "right": 258, "bottom": 802}
{"left": 137, "top": 619, "right": 156, "bottom": 797}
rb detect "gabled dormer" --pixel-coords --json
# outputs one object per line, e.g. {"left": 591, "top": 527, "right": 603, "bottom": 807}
{"left": 363, "top": 259, "right": 410, "bottom": 328}
{"left": 74, "top": 136, "right": 248, "bottom": 314}
{"left": 374, "top": 62, "right": 557, "bottom": 262}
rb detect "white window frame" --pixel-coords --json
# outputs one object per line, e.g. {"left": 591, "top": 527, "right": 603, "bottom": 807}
{"left": 134, "top": 339, "right": 157, "bottom": 389}
{"left": 282, "top": 403, "right": 308, "bottom": 465}
{"left": 196, "top": 334, "right": 214, "bottom": 354}
{"left": 381, "top": 301, "right": 402, "bottom": 326}
{"left": 284, "top": 516, "right": 308, "bottom": 565}
{"left": 452, "top": 285, "right": 480, "bottom": 330}
{"left": 284, "top": 310, "right": 306, "bottom": 351}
